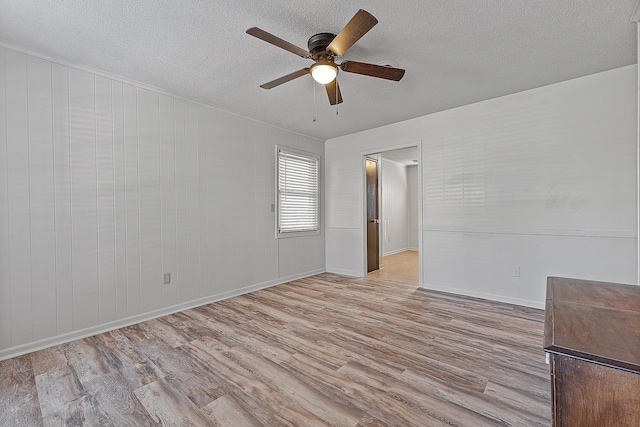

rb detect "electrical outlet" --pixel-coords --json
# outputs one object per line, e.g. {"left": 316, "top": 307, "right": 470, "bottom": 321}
{"left": 163, "top": 273, "right": 171, "bottom": 285}
{"left": 511, "top": 266, "right": 520, "bottom": 277}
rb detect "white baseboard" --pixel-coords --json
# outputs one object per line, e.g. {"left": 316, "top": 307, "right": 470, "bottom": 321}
{"left": 382, "top": 247, "right": 418, "bottom": 256}
{"left": 0, "top": 269, "right": 325, "bottom": 361}
{"left": 325, "top": 268, "right": 362, "bottom": 277}
{"left": 419, "top": 282, "right": 545, "bottom": 310}
{"left": 382, "top": 248, "right": 407, "bottom": 256}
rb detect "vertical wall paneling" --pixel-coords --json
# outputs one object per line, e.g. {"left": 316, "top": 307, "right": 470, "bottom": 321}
{"left": 255, "top": 121, "right": 272, "bottom": 283}
{"left": 262, "top": 126, "right": 279, "bottom": 282}
{"left": 230, "top": 116, "right": 244, "bottom": 287}
{"left": 243, "top": 121, "right": 259, "bottom": 286}
{"left": 27, "top": 55, "right": 57, "bottom": 340}
{"left": 173, "top": 99, "right": 188, "bottom": 304}
{"left": 197, "top": 106, "right": 208, "bottom": 297}
{"left": 69, "top": 68, "right": 99, "bottom": 330}
{"left": 6, "top": 50, "right": 33, "bottom": 346}
{"left": 218, "top": 112, "right": 233, "bottom": 290}
{"left": 52, "top": 63, "right": 73, "bottom": 334}
{"left": 123, "top": 83, "right": 140, "bottom": 316}
{"left": 159, "top": 94, "right": 177, "bottom": 308}
{"left": 256, "top": 124, "right": 274, "bottom": 282}
{"left": 325, "top": 65, "right": 637, "bottom": 307}
{"left": 184, "top": 102, "right": 199, "bottom": 301}
{"left": 0, "top": 48, "right": 11, "bottom": 349}
{"left": 205, "top": 108, "right": 222, "bottom": 296}
{"left": 239, "top": 121, "right": 251, "bottom": 286}
{"left": 256, "top": 125, "right": 269, "bottom": 278}
{"left": 112, "top": 81, "right": 127, "bottom": 319}
{"left": 407, "top": 165, "right": 419, "bottom": 250}
{"left": 95, "top": 75, "right": 116, "bottom": 324}
{"left": 279, "top": 236, "right": 324, "bottom": 278}
{"left": 137, "top": 88, "right": 162, "bottom": 313}
{"left": 0, "top": 48, "right": 325, "bottom": 359}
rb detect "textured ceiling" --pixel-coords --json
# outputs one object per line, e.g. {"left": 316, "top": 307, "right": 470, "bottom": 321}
{"left": 0, "top": 0, "right": 637, "bottom": 140}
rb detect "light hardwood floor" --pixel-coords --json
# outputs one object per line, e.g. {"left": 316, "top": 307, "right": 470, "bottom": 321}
{"left": 0, "top": 261, "right": 551, "bottom": 426}
{"left": 369, "top": 250, "right": 419, "bottom": 285}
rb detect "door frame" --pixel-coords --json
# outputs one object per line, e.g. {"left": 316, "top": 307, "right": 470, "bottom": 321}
{"left": 361, "top": 141, "right": 423, "bottom": 286}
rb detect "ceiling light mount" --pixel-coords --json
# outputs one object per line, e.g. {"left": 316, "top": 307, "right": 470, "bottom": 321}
{"left": 308, "top": 33, "right": 337, "bottom": 59}
{"left": 376, "top": 60, "right": 400, "bottom": 68}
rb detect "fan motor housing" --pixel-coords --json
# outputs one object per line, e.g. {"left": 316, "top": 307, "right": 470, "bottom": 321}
{"left": 308, "top": 33, "right": 336, "bottom": 59}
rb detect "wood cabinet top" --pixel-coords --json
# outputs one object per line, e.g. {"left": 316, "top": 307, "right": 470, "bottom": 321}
{"left": 544, "top": 277, "right": 640, "bottom": 374}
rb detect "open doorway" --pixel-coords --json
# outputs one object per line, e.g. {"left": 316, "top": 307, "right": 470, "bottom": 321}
{"left": 365, "top": 158, "right": 380, "bottom": 272}
{"left": 364, "top": 146, "right": 420, "bottom": 285}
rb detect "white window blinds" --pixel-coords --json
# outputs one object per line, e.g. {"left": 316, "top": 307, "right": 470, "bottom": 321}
{"left": 277, "top": 148, "right": 319, "bottom": 236}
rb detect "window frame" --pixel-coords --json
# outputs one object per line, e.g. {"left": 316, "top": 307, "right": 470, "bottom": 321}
{"left": 275, "top": 146, "right": 321, "bottom": 239}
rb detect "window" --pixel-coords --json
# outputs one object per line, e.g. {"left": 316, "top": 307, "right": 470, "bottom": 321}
{"left": 276, "top": 147, "right": 320, "bottom": 237}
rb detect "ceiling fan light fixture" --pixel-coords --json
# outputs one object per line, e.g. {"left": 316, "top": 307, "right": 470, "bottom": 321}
{"left": 310, "top": 62, "right": 338, "bottom": 84}
{"left": 248, "top": 9, "right": 404, "bottom": 105}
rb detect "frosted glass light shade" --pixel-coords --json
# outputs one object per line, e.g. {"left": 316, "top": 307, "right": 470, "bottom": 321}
{"left": 310, "top": 63, "right": 337, "bottom": 84}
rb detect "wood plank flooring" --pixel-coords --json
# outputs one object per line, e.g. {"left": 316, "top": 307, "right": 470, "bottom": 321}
{"left": 369, "top": 250, "right": 419, "bottom": 285}
{"left": 0, "top": 268, "right": 551, "bottom": 426}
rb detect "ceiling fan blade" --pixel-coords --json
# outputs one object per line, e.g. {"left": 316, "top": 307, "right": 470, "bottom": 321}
{"left": 327, "top": 9, "right": 378, "bottom": 56}
{"left": 325, "top": 79, "right": 343, "bottom": 105}
{"left": 260, "top": 68, "right": 310, "bottom": 89}
{"left": 340, "top": 61, "right": 405, "bottom": 81}
{"left": 246, "top": 27, "right": 311, "bottom": 58}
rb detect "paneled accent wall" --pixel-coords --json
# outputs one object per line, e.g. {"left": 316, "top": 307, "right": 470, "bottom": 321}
{"left": 0, "top": 47, "right": 325, "bottom": 359}
{"left": 326, "top": 65, "right": 637, "bottom": 307}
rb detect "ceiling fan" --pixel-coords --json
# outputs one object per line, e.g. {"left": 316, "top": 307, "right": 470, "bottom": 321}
{"left": 246, "top": 9, "right": 405, "bottom": 105}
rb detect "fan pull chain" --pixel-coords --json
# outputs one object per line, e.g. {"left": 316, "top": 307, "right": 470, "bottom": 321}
{"left": 335, "top": 77, "right": 339, "bottom": 116}
{"left": 313, "top": 80, "right": 317, "bottom": 122}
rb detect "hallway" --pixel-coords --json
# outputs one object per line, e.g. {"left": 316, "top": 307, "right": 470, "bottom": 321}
{"left": 368, "top": 250, "right": 419, "bottom": 285}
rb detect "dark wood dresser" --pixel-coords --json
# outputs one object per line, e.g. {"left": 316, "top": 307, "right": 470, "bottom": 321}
{"left": 543, "top": 277, "right": 640, "bottom": 426}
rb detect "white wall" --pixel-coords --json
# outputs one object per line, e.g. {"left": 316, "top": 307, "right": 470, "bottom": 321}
{"left": 381, "top": 158, "right": 409, "bottom": 255}
{"left": 326, "top": 65, "right": 638, "bottom": 308}
{"left": 0, "top": 46, "right": 325, "bottom": 360}
{"left": 407, "top": 165, "right": 419, "bottom": 250}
